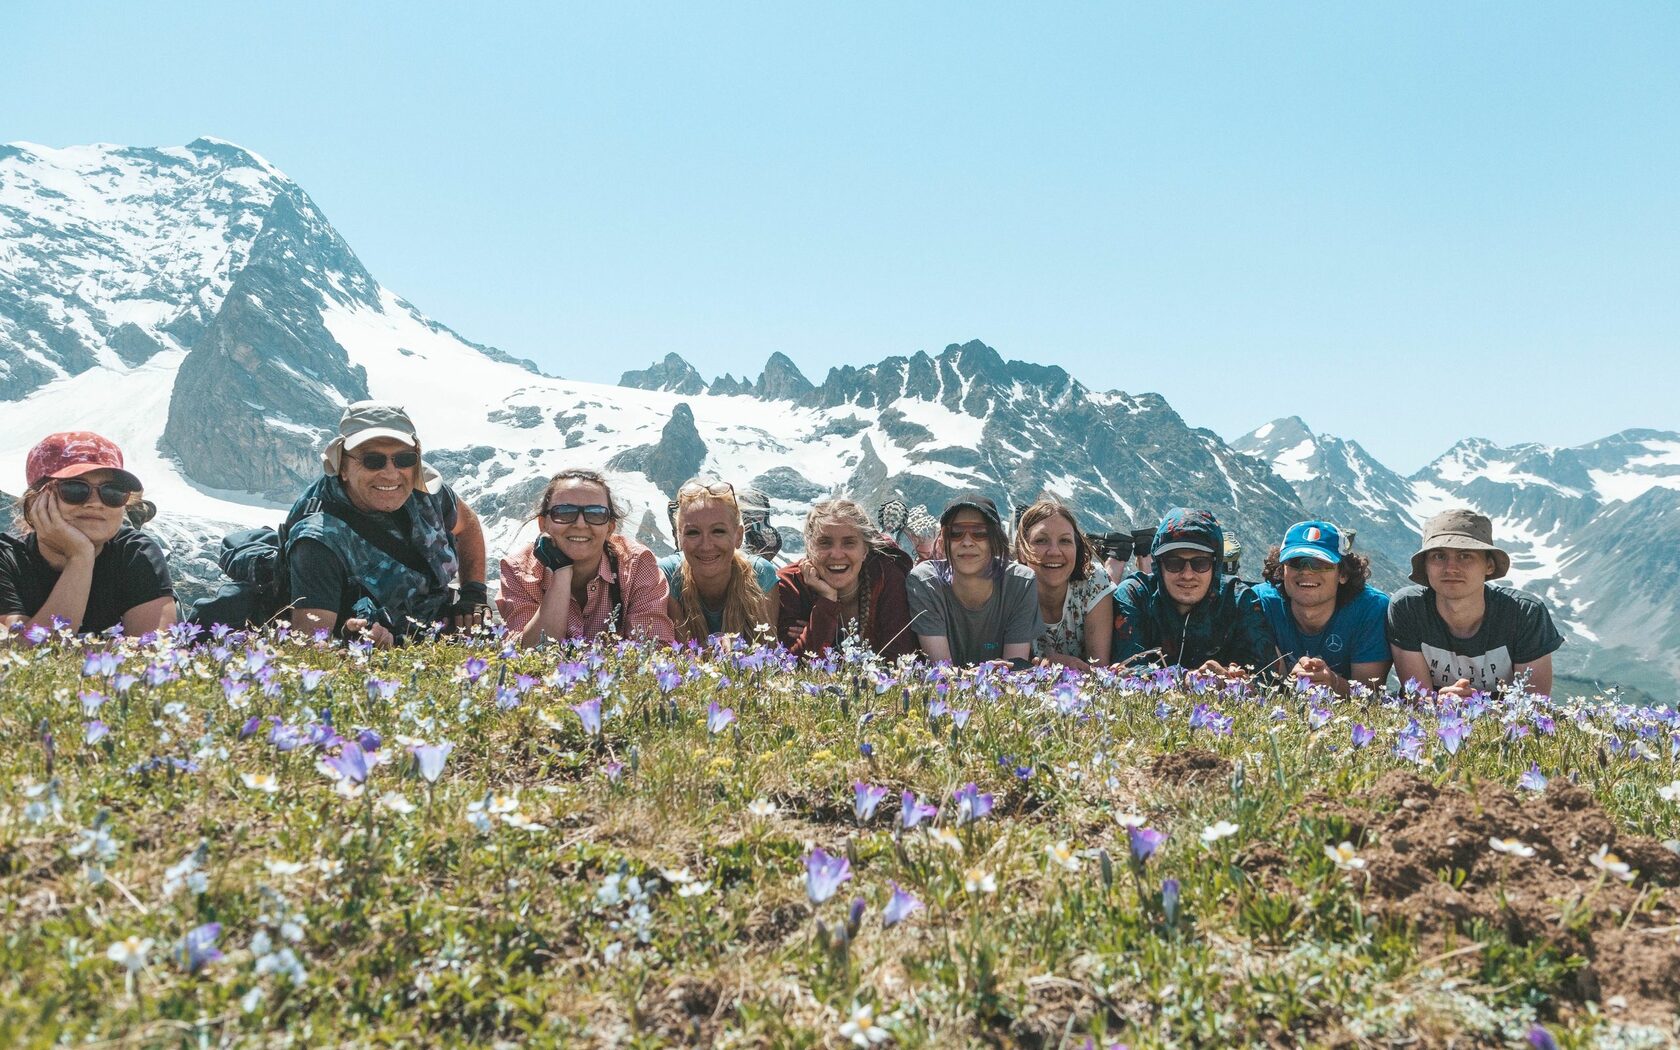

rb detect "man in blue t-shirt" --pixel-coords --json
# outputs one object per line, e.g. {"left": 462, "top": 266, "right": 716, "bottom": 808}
{"left": 1253, "top": 520, "right": 1390, "bottom": 696}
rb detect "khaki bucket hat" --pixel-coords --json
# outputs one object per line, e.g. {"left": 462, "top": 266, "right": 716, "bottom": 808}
{"left": 1409, "top": 508, "right": 1510, "bottom": 585}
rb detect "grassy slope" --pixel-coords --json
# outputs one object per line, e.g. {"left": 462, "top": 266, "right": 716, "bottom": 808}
{"left": 0, "top": 630, "right": 1677, "bottom": 1048}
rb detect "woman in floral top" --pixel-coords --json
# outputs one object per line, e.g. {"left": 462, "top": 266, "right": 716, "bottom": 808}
{"left": 1014, "top": 498, "right": 1114, "bottom": 672}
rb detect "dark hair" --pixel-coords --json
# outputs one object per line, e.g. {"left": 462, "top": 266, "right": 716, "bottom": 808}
{"left": 1013, "top": 498, "right": 1093, "bottom": 582}
{"left": 535, "top": 468, "right": 626, "bottom": 529}
{"left": 1261, "top": 544, "right": 1372, "bottom": 607}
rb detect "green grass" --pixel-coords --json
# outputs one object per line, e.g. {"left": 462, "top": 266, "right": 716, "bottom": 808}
{"left": 0, "top": 629, "right": 1675, "bottom": 1048}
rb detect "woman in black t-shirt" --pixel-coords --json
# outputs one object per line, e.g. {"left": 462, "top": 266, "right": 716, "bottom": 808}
{"left": 0, "top": 432, "right": 176, "bottom": 638}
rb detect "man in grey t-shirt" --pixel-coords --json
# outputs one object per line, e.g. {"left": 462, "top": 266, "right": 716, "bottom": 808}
{"left": 906, "top": 494, "right": 1045, "bottom": 667}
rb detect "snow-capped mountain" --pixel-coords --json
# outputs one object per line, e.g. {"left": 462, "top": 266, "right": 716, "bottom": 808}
{"left": 1237, "top": 418, "right": 1680, "bottom": 697}
{"left": 3, "top": 139, "right": 1674, "bottom": 696}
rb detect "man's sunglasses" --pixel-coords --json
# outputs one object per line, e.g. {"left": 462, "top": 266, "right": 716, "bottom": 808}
{"left": 545, "top": 503, "right": 612, "bottom": 525}
{"left": 353, "top": 451, "right": 419, "bottom": 471}
{"left": 1159, "top": 554, "right": 1215, "bottom": 574}
{"left": 1284, "top": 558, "right": 1336, "bottom": 573}
{"left": 56, "top": 479, "right": 135, "bottom": 509}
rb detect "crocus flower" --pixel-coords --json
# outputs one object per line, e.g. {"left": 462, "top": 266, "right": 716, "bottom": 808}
{"left": 1199, "top": 820, "right": 1239, "bottom": 846}
{"left": 411, "top": 742, "right": 453, "bottom": 784}
{"left": 572, "top": 698, "right": 603, "bottom": 736}
{"left": 106, "top": 935, "right": 153, "bottom": 973}
{"left": 706, "top": 702, "right": 735, "bottom": 735}
{"left": 1588, "top": 845, "right": 1635, "bottom": 882}
{"left": 963, "top": 867, "right": 997, "bottom": 894}
{"left": 1350, "top": 724, "right": 1375, "bottom": 749}
{"left": 950, "top": 708, "right": 971, "bottom": 729}
{"left": 601, "top": 761, "right": 624, "bottom": 783}
{"left": 1127, "top": 825, "right": 1165, "bottom": 864}
{"left": 883, "top": 882, "right": 922, "bottom": 928}
{"left": 900, "top": 791, "right": 938, "bottom": 830}
{"left": 804, "top": 848, "right": 851, "bottom": 904}
{"left": 1161, "top": 878, "right": 1181, "bottom": 925}
{"left": 240, "top": 772, "right": 280, "bottom": 794}
{"left": 1518, "top": 764, "right": 1549, "bottom": 792}
{"left": 952, "top": 782, "right": 994, "bottom": 825}
{"left": 853, "top": 782, "right": 888, "bottom": 824}
{"left": 462, "top": 656, "right": 489, "bottom": 683}
{"left": 1324, "top": 841, "right": 1365, "bottom": 871}
{"left": 1045, "top": 841, "right": 1080, "bottom": 872}
{"left": 838, "top": 1002, "right": 888, "bottom": 1047}
{"left": 1307, "top": 706, "right": 1331, "bottom": 730}
{"left": 176, "top": 922, "right": 223, "bottom": 973}
{"left": 84, "top": 721, "right": 109, "bottom": 746}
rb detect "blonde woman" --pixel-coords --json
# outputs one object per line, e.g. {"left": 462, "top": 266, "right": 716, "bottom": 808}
{"left": 496, "top": 468, "right": 675, "bottom": 647}
{"left": 1, "top": 432, "right": 176, "bottom": 638}
{"left": 659, "top": 479, "right": 778, "bottom": 642}
{"left": 1014, "top": 498, "right": 1114, "bottom": 672}
{"left": 774, "top": 498, "right": 916, "bottom": 659}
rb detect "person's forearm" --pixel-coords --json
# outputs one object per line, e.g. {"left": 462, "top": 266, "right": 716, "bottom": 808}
{"left": 517, "top": 570, "right": 571, "bottom": 648}
{"left": 25, "top": 556, "right": 95, "bottom": 632}
{"left": 454, "top": 515, "right": 488, "bottom": 586}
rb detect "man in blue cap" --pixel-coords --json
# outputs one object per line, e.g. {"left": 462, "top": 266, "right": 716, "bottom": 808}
{"left": 1254, "top": 521, "right": 1390, "bottom": 696}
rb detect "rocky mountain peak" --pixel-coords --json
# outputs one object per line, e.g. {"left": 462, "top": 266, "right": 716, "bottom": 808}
{"left": 754, "top": 352, "right": 814, "bottom": 400}
{"left": 620, "top": 352, "right": 707, "bottom": 395}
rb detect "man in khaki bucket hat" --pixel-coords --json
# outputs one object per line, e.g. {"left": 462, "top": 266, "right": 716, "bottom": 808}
{"left": 1387, "top": 508, "right": 1562, "bottom": 700}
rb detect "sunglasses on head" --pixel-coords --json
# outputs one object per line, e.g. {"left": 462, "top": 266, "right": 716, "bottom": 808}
{"left": 545, "top": 502, "right": 612, "bottom": 525}
{"left": 353, "top": 450, "right": 419, "bottom": 471}
{"left": 1284, "top": 557, "right": 1336, "bottom": 573}
{"left": 1160, "top": 554, "right": 1215, "bottom": 574}
{"left": 55, "top": 478, "right": 134, "bottom": 509}
{"left": 678, "top": 479, "right": 734, "bottom": 499}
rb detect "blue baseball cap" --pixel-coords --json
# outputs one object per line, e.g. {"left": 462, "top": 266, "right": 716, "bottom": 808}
{"left": 1279, "top": 520, "right": 1344, "bottom": 564}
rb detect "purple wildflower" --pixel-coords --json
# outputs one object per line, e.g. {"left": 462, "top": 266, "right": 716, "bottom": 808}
{"left": 1127, "top": 825, "right": 1166, "bottom": 864}
{"left": 356, "top": 728, "right": 382, "bottom": 753}
{"left": 706, "top": 702, "right": 735, "bottom": 735}
{"left": 952, "top": 782, "right": 994, "bottom": 825}
{"left": 177, "top": 922, "right": 224, "bottom": 974}
{"left": 239, "top": 716, "right": 263, "bottom": 740}
{"left": 1518, "top": 764, "right": 1548, "bottom": 792}
{"left": 803, "top": 848, "right": 851, "bottom": 904}
{"left": 853, "top": 782, "right": 888, "bottom": 824}
{"left": 1526, "top": 1025, "right": 1559, "bottom": 1050}
{"left": 411, "top": 742, "right": 454, "bottom": 784}
{"left": 1307, "top": 706, "right": 1331, "bottom": 730}
{"left": 1437, "top": 716, "right": 1470, "bottom": 755}
{"left": 572, "top": 698, "right": 603, "bottom": 736}
{"left": 299, "top": 669, "right": 327, "bottom": 693}
{"left": 900, "top": 791, "right": 937, "bottom": 830}
{"left": 601, "top": 761, "right": 624, "bottom": 783}
{"left": 656, "top": 665, "right": 682, "bottom": 693}
{"left": 84, "top": 720, "right": 109, "bottom": 746}
{"left": 1351, "top": 724, "right": 1375, "bottom": 749}
{"left": 366, "top": 678, "right": 401, "bottom": 702}
{"left": 951, "top": 708, "right": 971, "bottom": 730}
{"left": 883, "top": 882, "right": 922, "bottom": 928}
{"left": 321, "top": 741, "right": 370, "bottom": 784}
{"left": 1161, "top": 877, "right": 1181, "bottom": 924}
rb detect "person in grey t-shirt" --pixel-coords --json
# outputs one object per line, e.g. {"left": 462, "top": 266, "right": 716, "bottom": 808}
{"left": 906, "top": 494, "right": 1044, "bottom": 667}
{"left": 1388, "top": 509, "right": 1562, "bottom": 698}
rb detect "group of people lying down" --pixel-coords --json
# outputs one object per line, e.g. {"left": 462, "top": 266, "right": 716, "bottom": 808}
{"left": 2, "top": 401, "right": 1561, "bottom": 701}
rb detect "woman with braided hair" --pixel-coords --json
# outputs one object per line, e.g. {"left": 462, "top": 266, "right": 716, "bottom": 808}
{"left": 774, "top": 498, "right": 916, "bottom": 659}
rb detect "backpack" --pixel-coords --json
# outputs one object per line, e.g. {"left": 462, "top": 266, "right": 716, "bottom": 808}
{"left": 187, "top": 523, "right": 295, "bottom": 630}
{"left": 188, "top": 485, "right": 453, "bottom": 632}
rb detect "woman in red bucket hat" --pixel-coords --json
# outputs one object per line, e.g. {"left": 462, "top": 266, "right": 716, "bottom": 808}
{"left": 1, "top": 432, "right": 176, "bottom": 639}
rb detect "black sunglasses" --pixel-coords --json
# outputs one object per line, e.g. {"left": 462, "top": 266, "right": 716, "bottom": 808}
{"left": 1159, "top": 554, "right": 1215, "bottom": 574}
{"left": 56, "top": 479, "right": 134, "bottom": 509}
{"left": 545, "top": 503, "right": 612, "bottom": 526}
{"left": 353, "top": 451, "right": 419, "bottom": 471}
{"left": 1284, "top": 557, "right": 1336, "bottom": 573}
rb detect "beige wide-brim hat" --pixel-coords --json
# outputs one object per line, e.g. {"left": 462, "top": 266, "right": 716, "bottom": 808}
{"left": 1409, "top": 508, "right": 1511, "bottom": 585}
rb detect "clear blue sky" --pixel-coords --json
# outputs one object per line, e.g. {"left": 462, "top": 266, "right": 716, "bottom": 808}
{"left": 7, "top": 1, "right": 1677, "bottom": 472}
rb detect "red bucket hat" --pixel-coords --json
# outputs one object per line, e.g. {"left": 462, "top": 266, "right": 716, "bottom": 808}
{"left": 25, "top": 432, "right": 142, "bottom": 492}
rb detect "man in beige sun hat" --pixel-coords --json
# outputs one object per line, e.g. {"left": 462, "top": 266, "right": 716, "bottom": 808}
{"left": 1386, "top": 508, "right": 1562, "bottom": 699}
